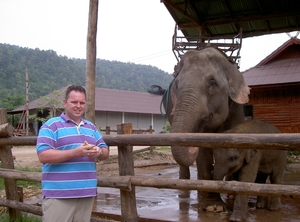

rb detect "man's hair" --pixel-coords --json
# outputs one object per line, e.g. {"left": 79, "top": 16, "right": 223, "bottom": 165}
{"left": 65, "top": 85, "right": 86, "bottom": 100}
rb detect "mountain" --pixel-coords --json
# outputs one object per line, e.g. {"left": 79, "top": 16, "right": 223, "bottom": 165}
{"left": 0, "top": 43, "right": 173, "bottom": 110}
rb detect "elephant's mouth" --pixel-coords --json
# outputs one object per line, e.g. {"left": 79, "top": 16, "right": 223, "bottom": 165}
{"left": 198, "top": 113, "right": 213, "bottom": 132}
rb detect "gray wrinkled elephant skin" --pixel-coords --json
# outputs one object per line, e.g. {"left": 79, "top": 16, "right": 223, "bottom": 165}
{"left": 213, "top": 119, "right": 287, "bottom": 222}
{"left": 148, "top": 46, "right": 250, "bottom": 210}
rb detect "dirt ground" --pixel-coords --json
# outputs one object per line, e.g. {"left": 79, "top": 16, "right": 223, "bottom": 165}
{"left": 11, "top": 146, "right": 177, "bottom": 175}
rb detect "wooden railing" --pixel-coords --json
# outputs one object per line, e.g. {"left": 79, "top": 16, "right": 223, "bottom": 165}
{"left": 1, "top": 109, "right": 300, "bottom": 221}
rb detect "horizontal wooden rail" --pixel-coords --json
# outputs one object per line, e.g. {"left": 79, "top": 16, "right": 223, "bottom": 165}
{"left": 0, "top": 169, "right": 299, "bottom": 199}
{"left": 1, "top": 133, "right": 300, "bottom": 151}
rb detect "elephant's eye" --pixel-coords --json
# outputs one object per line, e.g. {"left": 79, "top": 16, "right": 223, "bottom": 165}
{"left": 228, "top": 156, "right": 237, "bottom": 162}
{"left": 207, "top": 79, "right": 218, "bottom": 94}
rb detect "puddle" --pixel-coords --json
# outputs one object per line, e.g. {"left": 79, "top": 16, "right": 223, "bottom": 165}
{"left": 95, "top": 166, "right": 300, "bottom": 221}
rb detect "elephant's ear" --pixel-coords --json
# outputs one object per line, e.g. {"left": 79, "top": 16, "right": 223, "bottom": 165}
{"left": 228, "top": 64, "right": 251, "bottom": 104}
{"left": 245, "top": 149, "right": 257, "bottom": 163}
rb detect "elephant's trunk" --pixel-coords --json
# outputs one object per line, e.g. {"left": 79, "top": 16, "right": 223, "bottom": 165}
{"left": 170, "top": 94, "right": 208, "bottom": 166}
{"left": 212, "top": 166, "right": 227, "bottom": 181}
{"left": 171, "top": 146, "right": 199, "bottom": 167}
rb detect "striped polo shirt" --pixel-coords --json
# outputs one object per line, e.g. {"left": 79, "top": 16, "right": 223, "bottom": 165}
{"left": 36, "top": 113, "right": 108, "bottom": 199}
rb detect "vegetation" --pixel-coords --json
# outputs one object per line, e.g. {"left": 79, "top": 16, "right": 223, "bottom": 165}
{"left": 0, "top": 164, "right": 41, "bottom": 190}
{"left": 0, "top": 213, "right": 41, "bottom": 222}
{"left": 287, "top": 151, "right": 300, "bottom": 163}
{"left": 161, "top": 121, "right": 171, "bottom": 133}
{"left": 0, "top": 43, "right": 173, "bottom": 111}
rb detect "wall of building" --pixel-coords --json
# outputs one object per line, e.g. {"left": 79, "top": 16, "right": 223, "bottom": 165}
{"left": 95, "top": 111, "right": 167, "bottom": 135}
{"left": 248, "top": 85, "right": 300, "bottom": 133}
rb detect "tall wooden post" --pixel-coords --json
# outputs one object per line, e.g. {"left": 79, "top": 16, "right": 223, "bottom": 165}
{"left": 117, "top": 123, "right": 138, "bottom": 221}
{"left": 25, "top": 67, "right": 29, "bottom": 136}
{"left": 85, "top": 0, "right": 98, "bottom": 123}
{"left": 0, "top": 109, "right": 21, "bottom": 220}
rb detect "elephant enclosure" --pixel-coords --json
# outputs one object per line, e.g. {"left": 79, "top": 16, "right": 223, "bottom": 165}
{"left": 1, "top": 123, "right": 300, "bottom": 221}
{"left": 3, "top": 145, "right": 300, "bottom": 222}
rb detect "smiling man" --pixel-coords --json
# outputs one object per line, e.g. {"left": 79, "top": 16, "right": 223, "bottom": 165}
{"left": 36, "top": 85, "right": 109, "bottom": 222}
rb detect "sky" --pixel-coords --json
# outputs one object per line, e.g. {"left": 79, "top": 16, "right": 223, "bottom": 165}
{"left": 0, "top": 0, "right": 298, "bottom": 74}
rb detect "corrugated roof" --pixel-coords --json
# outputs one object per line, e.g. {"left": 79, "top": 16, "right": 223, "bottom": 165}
{"left": 163, "top": 0, "right": 300, "bottom": 39}
{"left": 94, "top": 88, "right": 162, "bottom": 114}
{"left": 11, "top": 87, "right": 164, "bottom": 115}
{"left": 243, "top": 38, "right": 300, "bottom": 86}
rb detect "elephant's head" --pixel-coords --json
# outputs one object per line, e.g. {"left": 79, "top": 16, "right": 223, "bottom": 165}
{"left": 212, "top": 148, "right": 257, "bottom": 180}
{"left": 169, "top": 47, "right": 250, "bottom": 167}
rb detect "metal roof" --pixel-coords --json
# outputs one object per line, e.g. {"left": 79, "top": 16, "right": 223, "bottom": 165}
{"left": 10, "top": 87, "right": 163, "bottom": 115}
{"left": 162, "top": 0, "right": 300, "bottom": 62}
{"left": 243, "top": 37, "right": 300, "bottom": 86}
{"left": 163, "top": 0, "right": 300, "bottom": 39}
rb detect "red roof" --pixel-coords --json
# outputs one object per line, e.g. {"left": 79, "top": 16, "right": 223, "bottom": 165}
{"left": 94, "top": 88, "right": 162, "bottom": 114}
{"left": 243, "top": 37, "right": 300, "bottom": 86}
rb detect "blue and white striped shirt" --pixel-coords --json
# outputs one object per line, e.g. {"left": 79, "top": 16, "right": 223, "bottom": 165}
{"left": 36, "top": 113, "right": 108, "bottom": 198}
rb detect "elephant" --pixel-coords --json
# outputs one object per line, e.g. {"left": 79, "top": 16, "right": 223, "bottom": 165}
{"left": 148, "top": 46, "right": 250, "bottom": 208}
{"left": 213, "top": 119, "right": 287, "bottom": 222}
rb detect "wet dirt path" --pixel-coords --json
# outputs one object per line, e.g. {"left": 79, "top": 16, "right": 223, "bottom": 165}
{"left": 95, "top": 166, "right": 300, "bottom": 222}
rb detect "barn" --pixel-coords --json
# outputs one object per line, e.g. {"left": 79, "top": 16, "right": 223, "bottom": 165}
{"left": 243, "top": 37, "right": 300, "bottom": 133}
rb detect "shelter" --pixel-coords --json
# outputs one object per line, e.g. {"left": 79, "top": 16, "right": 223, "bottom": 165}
{"left": 162, "top": 0, "right": 300, "bottom": 64}
{"left": 243, "top": 37, "right": 300, "bottom": 133}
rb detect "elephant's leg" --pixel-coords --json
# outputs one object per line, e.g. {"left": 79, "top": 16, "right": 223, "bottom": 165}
{"left": 196, "top": 148, "right": 223, "bottom": 210}
{"left": 179, "top": 166, "right": 190, "bottom": 179}
{"left": 196, "top": 148, "right": 213, "bottom": 180}
{"left": 178, "top": 166, "right": 191, "bottom": 198}
{"left": 230, "top": 195, "right": 249, "bottom": 222}
{"left": 231, "top": 157, "right": 259, "bottom": 220}
{"left": 268, "top": 169, "right": 285, "bottom": 211}
{"left": 268, "top": 197, "right": 281, "bottom": 211}
{"left": 255, "top": 173, "right": 268, "bottom": 209}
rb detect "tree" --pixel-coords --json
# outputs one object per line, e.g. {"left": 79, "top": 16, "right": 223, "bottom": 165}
{"left": 29, "top": 90, "right": 63, "bottom": 124}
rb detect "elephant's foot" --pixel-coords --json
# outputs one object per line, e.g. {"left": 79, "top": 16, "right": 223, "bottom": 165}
{"left": 229, "top": 211, "right": 246, "bottom": 222}
{"left": 268, "top": 197, "right": 281, "bottom": 211}
{"left": 198, "top": 192, "right": 225, "bottom": 212}
{"left": 229, "top": 195, "right": 248, "bottom": 222}
{"left": 177, "top": 190, "right": 190, "bottom": 198}
{"left": 256, "top": 196, "right": 267, "bottom": 209}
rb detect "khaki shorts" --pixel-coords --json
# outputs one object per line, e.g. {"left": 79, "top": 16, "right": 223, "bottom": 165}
{"left": 42, "top": 197, "right": 95, "bottom": 222}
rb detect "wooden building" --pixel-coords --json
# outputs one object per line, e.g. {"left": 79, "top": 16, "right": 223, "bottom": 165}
{"left": 243, "top": 37, "right": 300, "bottom": 133}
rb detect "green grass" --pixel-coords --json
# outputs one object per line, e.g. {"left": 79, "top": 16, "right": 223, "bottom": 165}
{"left": 0, "top": 213, "right": 41, "bottom": 222}
{"left": 0, "top": 165, "right": 41, "bottom": 190}
{"left": 287, "top": 151, "right": 300, "bottom": 164}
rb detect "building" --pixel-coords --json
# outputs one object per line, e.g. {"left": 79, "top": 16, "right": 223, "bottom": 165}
{"left": 243, "top": 37, "right": 300, "bottom": 133}
{"left": 10, "top": 86, "right": 168, "bottom": 135}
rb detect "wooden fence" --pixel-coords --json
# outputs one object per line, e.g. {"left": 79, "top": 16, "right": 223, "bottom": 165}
{"left": 1, "top": 110, "right": 300, "bottom": 221}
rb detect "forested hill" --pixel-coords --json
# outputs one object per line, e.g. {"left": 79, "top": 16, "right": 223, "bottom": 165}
{"left": 0, "top": 43, "right": 173, "bottom": 110}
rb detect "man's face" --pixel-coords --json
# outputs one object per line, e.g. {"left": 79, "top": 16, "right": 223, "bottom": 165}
{"left": 63, "top": 90, "right": 86, "bottom": 123}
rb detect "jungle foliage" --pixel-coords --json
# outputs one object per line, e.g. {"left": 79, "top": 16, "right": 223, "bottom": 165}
{"left": 0, "top": 43, "right": 173, "bottom": 110}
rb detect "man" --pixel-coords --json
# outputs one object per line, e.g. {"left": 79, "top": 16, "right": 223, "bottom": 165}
{"left": 36, "top": 85, "right": 109, "bottom": 222}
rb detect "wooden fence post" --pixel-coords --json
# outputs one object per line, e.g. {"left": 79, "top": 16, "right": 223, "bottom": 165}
{"left": 0, "top": 108, "right": 21, "bottom": 220}
{"left": 106, "top": 126, "right": 110, "bottom": 135}
{"left": 149, "top": 125, "right": 154, "bottom": 153}
{"left": 117, "top": 123, "right": 137, "bottom": 222}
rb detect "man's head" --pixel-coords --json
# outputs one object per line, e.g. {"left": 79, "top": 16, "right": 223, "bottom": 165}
{"left": 63, "top": 85, "right": 86, "bottom": 123}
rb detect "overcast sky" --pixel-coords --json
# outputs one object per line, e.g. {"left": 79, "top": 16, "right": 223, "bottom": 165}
{"left": 0, "top": 0, "right": 297, "bottom": 73}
